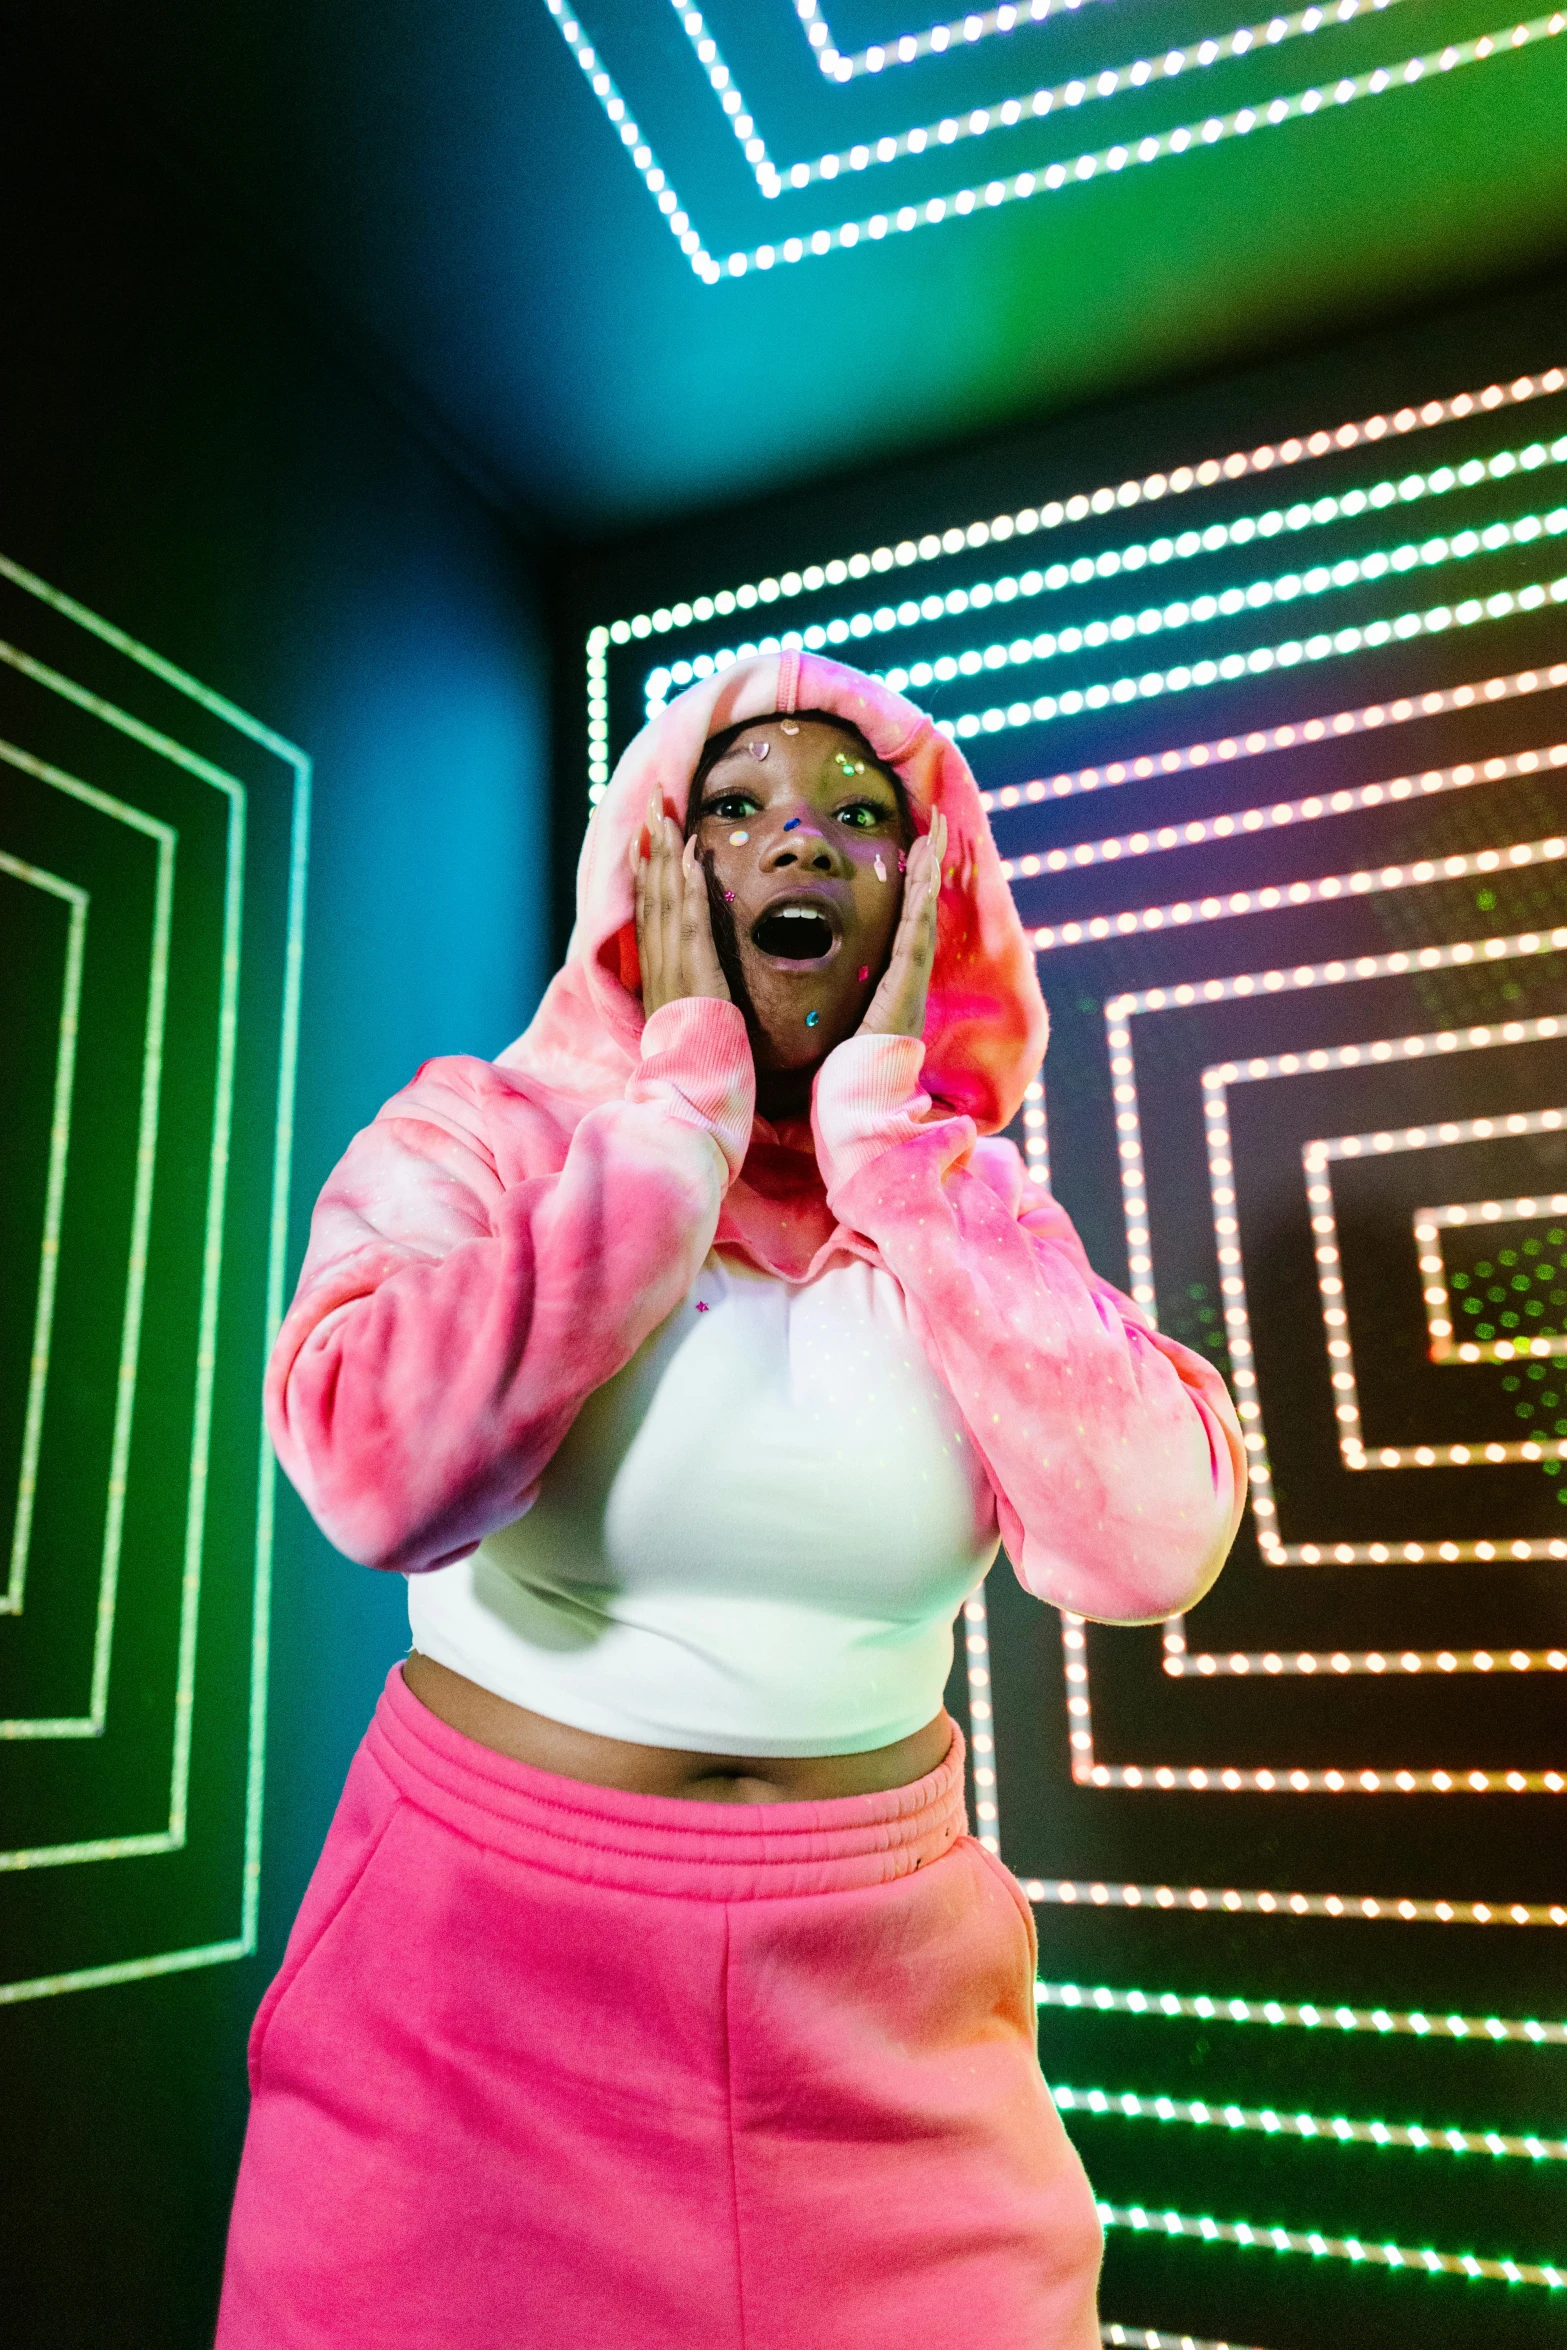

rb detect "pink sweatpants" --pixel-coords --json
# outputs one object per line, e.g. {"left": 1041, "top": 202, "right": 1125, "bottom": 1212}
{"left": 218, "top": 1667, "right": 1102, "bottom": 2348}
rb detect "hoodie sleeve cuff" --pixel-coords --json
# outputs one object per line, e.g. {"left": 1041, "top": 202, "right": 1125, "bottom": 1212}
{"left": 626, "top": 997, "right": 755, "bottom": 1182}
{"left": 811, "top": 1033, "right": 932, "bottom": 1193}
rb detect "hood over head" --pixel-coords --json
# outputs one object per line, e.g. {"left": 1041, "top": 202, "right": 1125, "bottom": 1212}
{"left": 503, "top": 651, "right": 1046, "bottom": 1137}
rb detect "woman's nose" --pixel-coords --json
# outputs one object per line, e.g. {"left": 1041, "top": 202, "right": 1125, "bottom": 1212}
{"left": 760, "top": 811, "right": 846, "bottom": 875}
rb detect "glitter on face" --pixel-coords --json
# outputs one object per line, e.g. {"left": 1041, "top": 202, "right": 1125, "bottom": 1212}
{"left": 874, "top": 854, "right": 887, "bottom": 882}
{"left": 724, "top": 889, "right": 735, "bottom": 902}
{"left": 805, "top": 1009, "right": 820, "bottom": 1028}
{"left": 897, "top": 850, "right": 907, "bottom": 874}
{"left": 857, "top": 964, "right": 870, "bottom": 984}
{"left": 782, "top": 817, "right": 801, "bottom": 832}
{"left": 729, "top": 830, "right": 749, "bottom": 845}
{"left": 780, "top": 720, "right": 800, "bottom": 735}
{"left": 746, "top": 739, "right": 769, "bottom": 761}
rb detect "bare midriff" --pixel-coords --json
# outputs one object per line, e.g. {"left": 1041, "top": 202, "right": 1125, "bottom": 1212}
{"left": 402, "top": 1652, "right": 951, "bottom": 1803}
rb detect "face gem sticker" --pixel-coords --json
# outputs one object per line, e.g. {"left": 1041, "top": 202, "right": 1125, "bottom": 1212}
{"left": 729, "top": 830, "right": 749, "bottom": 845}
{"left": 724, "top": 889, "right": 735, "bottom": 902}
{"left": 695, "top": 1300, "right": 711, "bottom": 1312}
{"left": 780, "top": 719, "right": 800, "bottom": 734}
{"left": 804, "top": 1009, "right": 820, "bottom": 1028}
{"left": 834, "top": 750, "right": 866, "bottom": 776}
{"left": 897, "top": 850, "right": 908, "bottom": 874}
{"left": 746, "top": 738, "right": 770, "bottom": 761}
{"left": 782, "top": 817, "right": 801, "bottom": 832}
{"left": 873, "top": 854, "right": 887, "bottom": 882}
{"left": 857, "top": 964, "right": 870, "bottom": 984}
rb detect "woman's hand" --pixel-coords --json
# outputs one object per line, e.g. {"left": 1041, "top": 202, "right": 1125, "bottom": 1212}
{"left": 631, "top": 796, "right": 731, "bottom": 1016}
{"left": 857, "top": 810, "right": 946, "bottom": 1041}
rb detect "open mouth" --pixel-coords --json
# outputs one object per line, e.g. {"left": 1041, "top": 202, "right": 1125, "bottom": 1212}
{"left": 751, "top": 905, "right": 837, "bottom": 962}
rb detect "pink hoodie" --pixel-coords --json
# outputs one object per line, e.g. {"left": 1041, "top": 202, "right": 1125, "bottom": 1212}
{"left": 267, "top": 651, "right": 1244, "bottom": 1624}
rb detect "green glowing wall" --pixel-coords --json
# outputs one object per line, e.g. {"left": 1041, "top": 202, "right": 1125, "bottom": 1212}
{"left": 0, "top": 33, "right": 550, "bottom": 2348}
{"left": 561, "top": 267, "right": 1567, "bottom": 2350}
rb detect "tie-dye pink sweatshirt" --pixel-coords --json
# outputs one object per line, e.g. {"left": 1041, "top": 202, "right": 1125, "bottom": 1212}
{"left": 267, "top": 652, "right": 1244, "bottom": 1643}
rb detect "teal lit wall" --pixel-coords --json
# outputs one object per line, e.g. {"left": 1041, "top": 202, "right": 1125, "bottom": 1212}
{"left": 0, "top": 29, "right": 550, "bottom": 2345}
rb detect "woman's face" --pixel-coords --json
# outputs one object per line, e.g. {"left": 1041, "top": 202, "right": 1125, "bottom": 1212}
{"left": 690, "top": 719, "right": 910, "bottom": 1071}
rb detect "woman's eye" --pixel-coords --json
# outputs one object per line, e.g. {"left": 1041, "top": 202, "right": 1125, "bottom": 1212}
{"left": 837, "top": 802, "right": 888, "bottom": 831}
{"left": 706, "top": 793, "right": 758, "bottom": 821}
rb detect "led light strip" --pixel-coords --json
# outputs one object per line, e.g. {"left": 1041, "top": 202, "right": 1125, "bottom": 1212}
{"left": 542, "top": 1, "right": 713, "bottom": 272}
{"left": 933, "top": 572, "right": 1567, "bottom": 740}
{"left": 1163, "top": 1629, "right": 1567, "bottom": 1678}
{"left": 0, "top": 554, "right": 310, "bottom": 1993}
{"left": 1109, "top": 931, "right": 1567, "bottom": 1311}
{"left": 0, "top": 850, "right": 86, "bottom": 1618}
{"left": 1107, "top": 929, "right": 1567, "bottom": 1565}
{"left": 1418, "top": 1194, "right": 1567, "bottom": 1361}
{"left": 585, "top": 376, "right": 1564, "bottom": 795}
{"left": 645, "top": 571, "right": 1567, "bottom": 732}
{"left": 1032, "top": 829, "right": 1566, "bottom": 951}
{"left": 1021, "top": 1072, "right": 1049, "bottom": 1184}
{"left": 0, "top": 737, "right": 174, "bottom": 1745}
{"left": 777, "top": 0, "right": 1409, "bottom": 189}
{"left": 605, "top": 376, "right": 1564, "bottom": 642}
{"left": 1093, "top": 2204, "right": 1563, "bottom": 2288}
{"left": 1302, "top": 1107, "right": 1567, "bottom": 1469}
{"left": 713, "top": 15, "right": 1567, "bottom": 279}
{"left": 1055, "top": 2083, "right": 1566, "bottom": 2158}
{"left": 646, "top": 438, "right": 1567, "bottom": 695}
{"left": 1023, "top": 1876, "right": 1567, "bottom": 1923}
{"left": 962, "top": 1590, "right": 1002, "bottom": 1849}
{"left": 1061, "top": 1617, "right": 1564, "bottom": 1795}
{"left": 800, "top": 0, "right": 1113, "bottom": 81}
{"left": 1036, "top": 1978, "right": 1567, "bottom": 2040}
{"left": 981, "top": 659, "right": 1567, "bottom": 808}
{"left": 1101, "top": 2332, "right": 1263, "bottom": 2350}
{"left": 1001, "top": 742, "right": 1567, "bottom": 882}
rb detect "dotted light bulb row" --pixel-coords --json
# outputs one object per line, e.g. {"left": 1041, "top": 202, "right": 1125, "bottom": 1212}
{"left": 1101, "top": 2331, "right": 1257, "bottom": 2350}
{"left": 963, "top": 1590, "right": 1001, "bottom": 1850}
{"left": 1036, "top": 1978, "right": 1567, "bottom": 2042}
{"left": 930, "top": 571, "right": 1567, "bottom": 740}
{"left": 981, "top": 660, "right": 1567, "bottom": 809}
{"left": 1417, "top": 1195, "right": 1567, "bottom": 1361}
{"left": 595, "top": 372, "right": 1563, "bottom": 652}
{"left": 1303, "top": 1103, "right": 1567, "bottom": 1471}
{"left": 1094, "top": 2204, "right": 1563, "bottom": 2289}
{"left": 1106, "top": 929, "right": 1567, "bottom": 1566}
{"left": 643, "top": 572, "right": 1567, "bottom": 738}
{"left": 1020, "top": 1074, "right": 1049, "bottom": 1186}
{"left": 1002, "top": 743, "right": 1567, "bottom": 888}
{"left": 785, "top": 0, "right": 1407, "bottom": 187}
{"left": 1164, "top": 1626, "right": 1567, "bottom": 1680}
{"left": 798, "top": 0, "right": 1112, "bottom": 82}
{"left": 1053, "top": 2083, "right": 1567, "bottom": 2161}
{"left": 541, "top": 1, "right": 718, "bottom": 278}
{"left": 1064, "top": 1618, "right": 1565, "bottom": 1796}
{"left": 709, "top": 17, "right": 1567, "bottom": 280}
{"left": 1025, "top": 1876, "right": 1567, "bottom": 1926}
{"left": 1031, "top": 828, "right": 1565, "bottom": 954}
{"left": 646, "top": 438, "right": 1567, "bottom": 698}
{"left": 587, "top": 388, "right": 1566, "bottom": 798}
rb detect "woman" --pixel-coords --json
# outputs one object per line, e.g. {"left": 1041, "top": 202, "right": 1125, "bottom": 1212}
{"left": 218, "top": 650, "right": 1244, "bottom": 2349}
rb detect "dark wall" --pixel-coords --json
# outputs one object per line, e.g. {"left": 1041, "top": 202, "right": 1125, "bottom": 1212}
{"left": 1, "top": 28, "right": 550, "bottom": 2349}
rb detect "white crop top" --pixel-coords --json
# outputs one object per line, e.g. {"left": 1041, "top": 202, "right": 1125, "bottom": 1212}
{"left": 407, "top": 1249, "right": 1000, "bottom": 1755}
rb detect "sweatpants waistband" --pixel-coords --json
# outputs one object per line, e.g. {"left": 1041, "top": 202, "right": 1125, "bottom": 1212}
{"left": 367, "top": 1665, "right": 967, "bottom": 1900}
